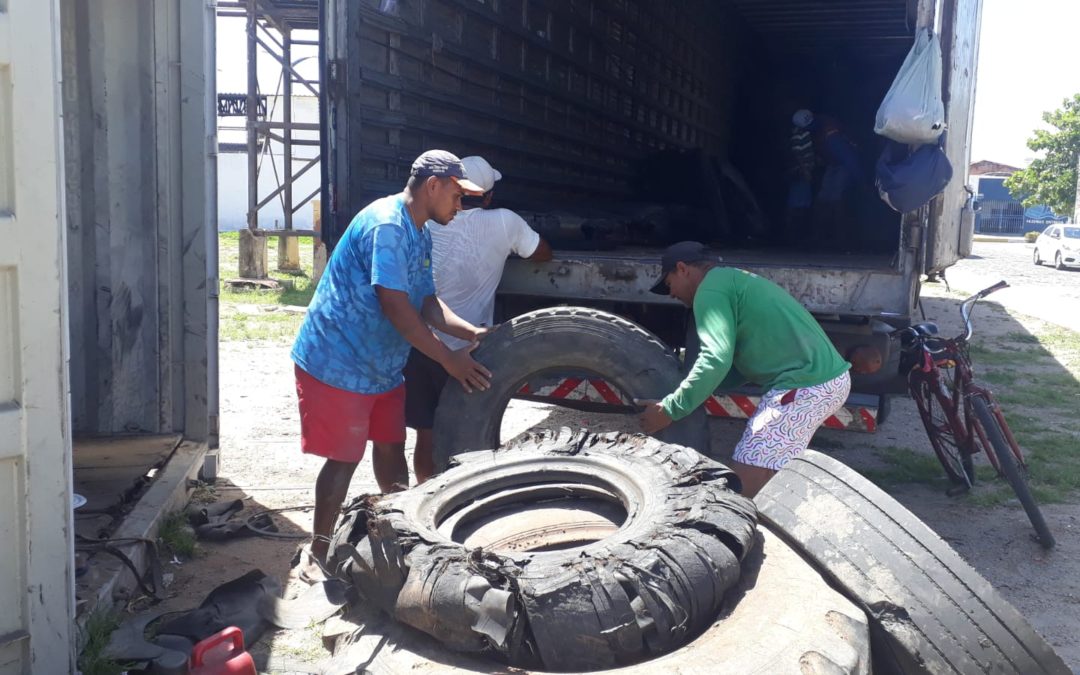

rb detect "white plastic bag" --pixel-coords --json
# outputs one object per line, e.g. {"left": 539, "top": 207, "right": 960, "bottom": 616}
{"left": 874, "top": 28, "right": 945, "bottom": 145}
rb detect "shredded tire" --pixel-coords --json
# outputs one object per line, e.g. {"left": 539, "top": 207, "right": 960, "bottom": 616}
{"left": 326, "top": 429, "right": 757, "bottom": 672}
{"left": 756, "top": 450, "right": 1070, "bottom": 675}
{"left": 432, "top": 307, "right": 711, "bottom": 470}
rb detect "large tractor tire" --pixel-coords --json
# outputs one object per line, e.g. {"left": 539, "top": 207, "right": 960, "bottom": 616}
{"left": 327, "top": 430, "right": 754, "bottom": 672}
{"left": 433, "top": 308, "right": 711, "bottom": 469}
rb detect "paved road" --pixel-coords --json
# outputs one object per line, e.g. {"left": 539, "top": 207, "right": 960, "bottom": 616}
{"left": 940, "top": 241, "right": 1080, "bottom": 331}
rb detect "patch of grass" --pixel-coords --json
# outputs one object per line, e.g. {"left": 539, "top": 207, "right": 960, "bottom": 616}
{"left": 863, "top": 446, "right": 946, "bottom": 486}
{"left": 996, "top": 376, "right": 1080, "bottom": 411}
{"left": 981, "top": 369, "right": 1017, "bottom": 386}
{"left": 77, "top": 609, "right": 128, "bottom": 675}
{"left": 1004, "top": 332, "right": 1042, "bottom": 345}
{"left": 961, "top": 427, "right": 1080, "bottom": 505}
{"left": 219, "top": 233, "right": 317, "bottom": 342}
{"left": 190, "top": 480, "right": 219, "bottom": 505}
{"left": 158, "top": 510, "right": 196, "bottom": 558}
{"left": 1036, "top": 327, "right": 1080, "bottom": 354}
{"left": 1000, "top": 412, "right": 1042, "bottom": 436}
{"left": 968, "top": 342, "right": 1049, "bottom": 366}
{"left": 965, "top": 484, "right": 1013, "bottom": 507}
{"left": 220, "top": 309, "right": 306, "bottom": 342}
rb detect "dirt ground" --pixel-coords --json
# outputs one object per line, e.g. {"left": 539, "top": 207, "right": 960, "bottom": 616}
{"left": 154, "top": 244, "right": 1080, "bottom": 673}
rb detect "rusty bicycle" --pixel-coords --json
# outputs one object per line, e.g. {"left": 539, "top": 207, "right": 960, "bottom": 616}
{"left": 899, "top": 280, "right": 1054, "bottom": 549}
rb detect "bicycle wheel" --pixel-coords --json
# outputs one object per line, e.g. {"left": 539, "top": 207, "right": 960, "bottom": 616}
{"left": 910, "top": 375, "right": 975, "bottom": 486}
{"left": 970, "top": 395, "right": 1055, "bottom": 549}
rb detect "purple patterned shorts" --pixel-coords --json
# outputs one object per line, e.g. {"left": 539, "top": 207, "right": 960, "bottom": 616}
{"left": 733, "top": 371, "right": 851, "bottom": 471}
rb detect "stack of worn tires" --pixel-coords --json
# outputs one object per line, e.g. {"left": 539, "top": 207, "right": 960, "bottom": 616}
{"left": 324, "top": 305, "right": 1069, "bottom": 674}
{"left": 327, "top": 430, "right": 756, "bottom": 671}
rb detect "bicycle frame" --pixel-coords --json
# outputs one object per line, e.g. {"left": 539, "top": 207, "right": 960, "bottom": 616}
{"left": 907, "top": 337, "right": 987, "bottom": 468}
{"left": 903, "top": 279, "right": 1023, "bottom": 477}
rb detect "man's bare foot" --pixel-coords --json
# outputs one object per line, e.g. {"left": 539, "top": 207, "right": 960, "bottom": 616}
{"left": 294, "top": 545, "right": 327, "bottom": 584}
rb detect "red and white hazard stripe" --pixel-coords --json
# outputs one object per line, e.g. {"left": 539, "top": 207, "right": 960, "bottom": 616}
{"left": 517, "top": 378, "right": 631, "bottom": 406}
{"left": 516, "top": 378, "right": 878, "bottom": 432}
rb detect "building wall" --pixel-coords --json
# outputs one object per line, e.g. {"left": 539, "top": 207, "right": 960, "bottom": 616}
{"left": 217, "top": 95, "right": 321, "bottom": 231}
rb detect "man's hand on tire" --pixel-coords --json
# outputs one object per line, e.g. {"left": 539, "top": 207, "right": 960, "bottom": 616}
{"left": 442, "top": 342, "right": 492, "bottom": 393}
{"left": 636, "top": 399, "right": 673, "bottom": 434}
{"left": 471, "top": 324, "right": 500, "bottom": 341}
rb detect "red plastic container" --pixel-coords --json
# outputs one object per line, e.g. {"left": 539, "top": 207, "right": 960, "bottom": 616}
{"left": 189, "top": 626, "right": 257, "bottom": 675}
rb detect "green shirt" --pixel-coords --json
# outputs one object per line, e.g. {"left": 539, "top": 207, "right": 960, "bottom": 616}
{"left": 661, "top": 267, "right": 850, "bottom": 420}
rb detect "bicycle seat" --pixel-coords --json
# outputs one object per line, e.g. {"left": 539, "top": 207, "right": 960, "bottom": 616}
{"left": 912, "top": 322, "right": 939, "bottom": 336}
{"left": 924, "top": 337, "right": 950, "bottom": 354}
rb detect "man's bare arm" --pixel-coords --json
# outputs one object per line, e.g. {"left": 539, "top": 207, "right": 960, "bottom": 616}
{"left": 377, "top": 287, "right": 491, "bottom": 392}
{"left": 421, "top": 295, "right": 486, "bottom": 342}
{"left": 528, "top": 238, "right": 553, "bottom": 262}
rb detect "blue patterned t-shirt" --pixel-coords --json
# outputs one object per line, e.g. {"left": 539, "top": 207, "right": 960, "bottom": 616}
{"left": 291, "top": 194, "right": 435, "bottom": 394}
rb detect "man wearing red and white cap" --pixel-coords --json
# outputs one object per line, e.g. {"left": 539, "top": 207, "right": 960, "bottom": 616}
{"left": 291, "top": 149, "right": 494, "bottom": 577}
{"left": 403, "top": 156, "right": 552, "bottom": 482}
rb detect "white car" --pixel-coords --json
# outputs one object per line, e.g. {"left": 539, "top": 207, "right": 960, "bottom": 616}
{"left": 1033, "top": 224, "right": 1080, "bottom": 270}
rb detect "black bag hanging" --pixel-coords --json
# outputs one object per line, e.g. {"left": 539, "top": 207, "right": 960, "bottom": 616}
{"left": 875, "top": 137, "right": 954, "bottom": 213}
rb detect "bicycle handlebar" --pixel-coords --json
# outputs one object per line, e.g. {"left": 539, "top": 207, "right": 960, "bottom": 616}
{"left": 961, "top": 280, "right": 1009, "bottom": 341}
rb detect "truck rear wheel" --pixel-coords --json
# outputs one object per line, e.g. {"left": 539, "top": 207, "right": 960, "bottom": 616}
{"left": 433, "top": 307, "right": 711, "bottom": 470}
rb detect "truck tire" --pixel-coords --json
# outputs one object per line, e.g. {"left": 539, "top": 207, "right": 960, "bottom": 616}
{"left": 326, "top": 430, "right": 756, "bottom": 672}
{"left": 433, "top": 307, "right": 711, "bottom": 470}
{"left": 755, "top": 450, "right": 1069, "bottom": 675}
{"left": 323, "top": 527, "right": 872, "bottom": 675}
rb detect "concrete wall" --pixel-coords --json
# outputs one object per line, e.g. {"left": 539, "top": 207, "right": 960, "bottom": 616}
{"left": 61, "top": 0, "right": 216, "bottom": 441}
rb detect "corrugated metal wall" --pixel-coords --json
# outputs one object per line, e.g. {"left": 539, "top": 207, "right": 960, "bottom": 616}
{"left": 325, "top": 0, "right": 745, "bottom": 239}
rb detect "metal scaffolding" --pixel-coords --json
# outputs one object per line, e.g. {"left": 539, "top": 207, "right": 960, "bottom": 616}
{"left": 217, "top": 0, "right": 320, "bottom": 239}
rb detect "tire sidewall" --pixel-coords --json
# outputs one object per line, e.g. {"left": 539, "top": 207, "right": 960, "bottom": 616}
{"left": 434, "top": 309, "right": 710, "bottom": 469}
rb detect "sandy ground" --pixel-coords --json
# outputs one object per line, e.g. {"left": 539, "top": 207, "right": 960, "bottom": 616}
{"left": 154, "top": 243, "right": 1080, "bottom": 672}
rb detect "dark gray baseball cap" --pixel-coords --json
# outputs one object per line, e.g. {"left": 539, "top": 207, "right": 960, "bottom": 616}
{"left": 650, "top": 241, "right": 720, "bottom": 295}
{"left": 410, "top": 150, "right": 485, "bottom": 194}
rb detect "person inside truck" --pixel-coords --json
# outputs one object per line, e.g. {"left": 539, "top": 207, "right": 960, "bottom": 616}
{"left": 404, "top": 155, "right": 553, "bottom": 483}
{"left": 805, "top": 110, "right": 866, "bottom": 247}
{"left": 638, "top": 241, "right": 852, "bottom": 498}
{"left": 785, "top": 109, "right": 817, "bottom": 242}
{"left": 290, "top": 149, "right": 495, "bottom": 580}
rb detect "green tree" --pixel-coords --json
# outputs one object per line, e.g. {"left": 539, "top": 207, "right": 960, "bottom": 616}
{"left": 1003, "top": 94, "right": 1080, "bottom": 217}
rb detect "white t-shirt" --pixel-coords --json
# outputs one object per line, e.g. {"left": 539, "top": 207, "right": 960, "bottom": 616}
{"left": 429, "top": 207, "right": 541, "bottom": 350}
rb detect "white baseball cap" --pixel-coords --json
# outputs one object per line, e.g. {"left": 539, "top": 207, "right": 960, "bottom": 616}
{"left": 792, "top": 109, "right": 814, "bottom": 129}
{"left": 460, "top": 156, "right": 503, "bottom": 193}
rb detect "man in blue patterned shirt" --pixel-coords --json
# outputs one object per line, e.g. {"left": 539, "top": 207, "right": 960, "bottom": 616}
{"left": 292, "top": 150, "right": 492, "bottom": 573}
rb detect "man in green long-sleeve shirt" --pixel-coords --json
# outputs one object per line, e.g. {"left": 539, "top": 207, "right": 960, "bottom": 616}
{"left": 639, "top": 241, "right": 851, "bottom": 497}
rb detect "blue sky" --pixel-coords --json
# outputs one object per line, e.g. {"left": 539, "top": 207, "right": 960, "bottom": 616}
{"left": 970, "top": 0, "right": 1080, "bottom": 168}
{"left": 218, "top": 1, "right": 1080, "bottom": 170}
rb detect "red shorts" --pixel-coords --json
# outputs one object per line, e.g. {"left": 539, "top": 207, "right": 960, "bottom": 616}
{"left": 295, "top": 365, "right": 406, "bottom": 463}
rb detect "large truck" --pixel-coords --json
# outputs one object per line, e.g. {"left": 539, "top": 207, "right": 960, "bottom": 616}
{"left": 320, "top": 0, "right": 982, "bottom": 430}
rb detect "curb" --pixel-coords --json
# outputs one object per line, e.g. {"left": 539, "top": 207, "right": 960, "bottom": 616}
{"left": 972, "top": 235, "right": 1027, "bottom": 243}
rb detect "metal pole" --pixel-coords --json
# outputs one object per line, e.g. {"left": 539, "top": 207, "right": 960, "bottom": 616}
{"left": 283, "top": 25, "right": 293, "bottom": 231}
{"left": 246, "top": 0, "right": 258, "bottom": 230}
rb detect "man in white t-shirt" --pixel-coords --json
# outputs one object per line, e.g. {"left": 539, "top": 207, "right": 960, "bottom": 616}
{"left": 405, "top": 156, "right": 552, "bottom": 481}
